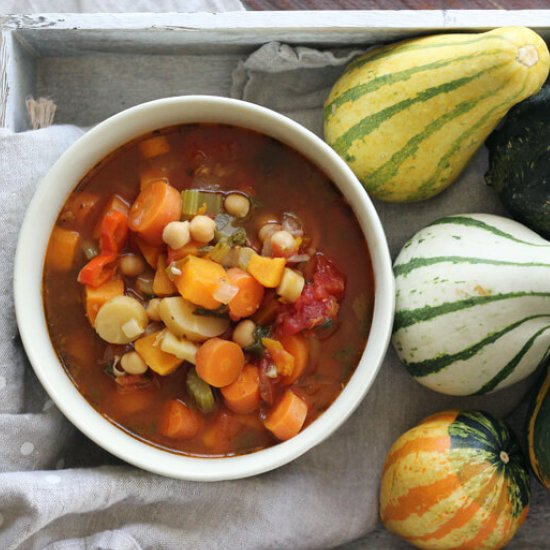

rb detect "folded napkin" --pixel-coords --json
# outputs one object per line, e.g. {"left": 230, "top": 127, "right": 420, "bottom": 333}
{"left": 0, "top": 42, "right": 545, "bottom": 550}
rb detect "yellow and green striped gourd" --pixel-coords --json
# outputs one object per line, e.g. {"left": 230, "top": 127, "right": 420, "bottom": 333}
{"left": 324, "top": 27, "right": 550, "bottom": 202}
{"left": 527, "top": 364, "right": 550, "bottom": 490}
{"left": 380, "top": 410, "right": 530, "bottom": 549}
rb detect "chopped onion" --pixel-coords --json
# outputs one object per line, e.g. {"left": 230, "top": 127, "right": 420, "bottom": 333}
{"left": 282, "top": 213, "right": 303, "bottom": 237}
{"left": 112, "top": 356, "right": 125, "bottom": 377}
{"left": 213, "top": 281, "right": 239, "bottom": 304}
{"left": 121, "top": 318, "right": 145, "bottom": 340}
{"left": 265, "top": 364, "right": 278, "bottom": 378}
{"left": 286, "top": 254, "right": 311, "bottom": 264}
{"left": 261, "top": 238, "right": 273, "bottom": 257}
{"left": 169, "top": 264, "right": 182, "bottom": 277}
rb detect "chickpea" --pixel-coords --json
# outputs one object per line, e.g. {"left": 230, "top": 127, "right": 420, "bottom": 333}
{"left": 224, "top": 193, "right": 250, "bottom": 218}
{"left": 162, "top": 220, "right": 190, "bottom": 250}
{"left": 119, "top": 254, "right": 145, "bottom": 277}
{"left": 232, "top": 319, "right": 256, "bottom": 349}
{"left": 120, "top": 351, "right": 148, "bottom": 375}
{"left": 271, "top": 230, "right": 296, "bottom": 257}
{"left": 146, "top": 298, "right": 162, "bottom": 321}
{"left": 258, "top": 222, "right": 281, "bottom": 243}
{"left": 190, "top": 215, "right": 216, "bottom": 243}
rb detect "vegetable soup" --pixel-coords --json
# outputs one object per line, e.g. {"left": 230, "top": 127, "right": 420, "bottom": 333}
{"left": 43, "top": 123, "right": 374, "bottom": 457}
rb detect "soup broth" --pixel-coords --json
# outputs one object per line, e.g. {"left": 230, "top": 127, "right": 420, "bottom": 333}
{"left": 43, "top": 124, "right": 374, "bottom": 457}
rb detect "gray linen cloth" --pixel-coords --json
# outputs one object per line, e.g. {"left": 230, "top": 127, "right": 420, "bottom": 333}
{"left": 0, "top": 42, "right": 545, "bottom": 550}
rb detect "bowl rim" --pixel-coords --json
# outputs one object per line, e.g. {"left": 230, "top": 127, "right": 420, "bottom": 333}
{"left": 14, "top": 95, "right": 394, "bottom": 481}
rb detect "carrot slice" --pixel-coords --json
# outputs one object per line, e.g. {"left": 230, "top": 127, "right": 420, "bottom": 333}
{"left": 140, "top": 169, "right": 169, "bottom": 191}
{"left": 221, "top": 364, "right": 260, "bottom": 414}
{"left": 77, "top": 252, "right": 118, "bottom": 287}
{"left": 46, "top": 227, "right": 80, "bottom": 271}
{"left": 279, "top": 333, "right": 310, "bottom": 385}
{"left": 158, "top": 399, "right": 202, "bottom": 440}
{"left": 226, "top": 267, "right": 265, "bottom": 319}
{"left": 264, "top": 389, "right": 308, "bottom": 441}
{"left": 128, "top": 180, "right": 182, "bottom": 245}
{"left": 196, "top": 338, "right": 244, "bottom": 388}
{"left": 99, "top": 210, "right": 128, "bottom": 253}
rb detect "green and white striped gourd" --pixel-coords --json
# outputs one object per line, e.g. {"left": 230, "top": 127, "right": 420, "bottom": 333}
{"left": 393, "top": 213, "right": 550, "bottom": 396}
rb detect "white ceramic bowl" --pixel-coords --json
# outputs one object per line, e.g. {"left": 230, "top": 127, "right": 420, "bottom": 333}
{"left": 14, "top": 96, "right": 394, "bottom": 481}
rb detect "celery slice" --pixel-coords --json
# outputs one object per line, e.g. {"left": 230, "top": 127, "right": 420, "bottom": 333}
{"left": 186, "top": 368, "right": 216, "bottom": 413}
{"left": 200, "top": 192, "right": 223, "bottom": 215}
{"left": 182, "top": 190, "right": 223, "bottom": 217}
{"left": 181, "top": 189, "right": 200, "bottom": 217}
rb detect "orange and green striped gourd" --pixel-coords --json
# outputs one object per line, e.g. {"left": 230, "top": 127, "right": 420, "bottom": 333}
{"left": 527, "top": 364, "right": 550, "bottom": 490}
{"left": 324, "top": 27, "right": 550, "bottom": 202}
{"left": 380, "top": 410, "right": 530, "bottom": 549}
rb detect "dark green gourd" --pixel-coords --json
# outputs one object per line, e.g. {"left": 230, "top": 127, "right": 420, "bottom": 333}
{"left": 486, "top": 82, "right": 550, "bottom": 237}
{"left": 527, "top": 363, "right": 550, "bottom": 490}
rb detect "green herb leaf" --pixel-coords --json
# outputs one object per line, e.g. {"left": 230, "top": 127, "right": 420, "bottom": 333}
{"left": 193, "top": 305, "right": 229, "bottom": 318}
{"left": 245, "top": 324, "right": 272, "bottom": 356}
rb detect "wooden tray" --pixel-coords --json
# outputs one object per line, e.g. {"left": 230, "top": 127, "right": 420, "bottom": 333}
{"left": 1, "top": 10, "right": 549, "bottom": 549}
{"left": 1, "top": 11, "right": 550, "bottom": 131}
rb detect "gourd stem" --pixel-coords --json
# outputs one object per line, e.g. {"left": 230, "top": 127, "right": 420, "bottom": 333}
{"left": 517, "top": 45, "right": 539, "bottom": 68}
{"left": 500, "top": 450, "right": 510, "bottom": 464}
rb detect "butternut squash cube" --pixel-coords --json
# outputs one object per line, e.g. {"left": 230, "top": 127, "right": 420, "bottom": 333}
{"left": 153, "top": 255, "right": 177, "bottom": 296}
{"left": 248, "top": 254, "right": 285, "bottom": 288}
{"left": 174, "top": 256, "right": 226, "bottom": 309}
{"left": 85, "top": 278, "right": 124, "bottom": 326}
{"left": 134, "top": 331, "right": 182, "bottom": 376}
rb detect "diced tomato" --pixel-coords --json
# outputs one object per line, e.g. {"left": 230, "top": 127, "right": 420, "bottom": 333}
{"left": 312, "top": 253, "right": 345, "bottom": 299}
{"left": 276, "top": 253, "right": 345, "bottom": 335}
{"left": 277, "top": 285, "right": 339, "bottom": 335}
